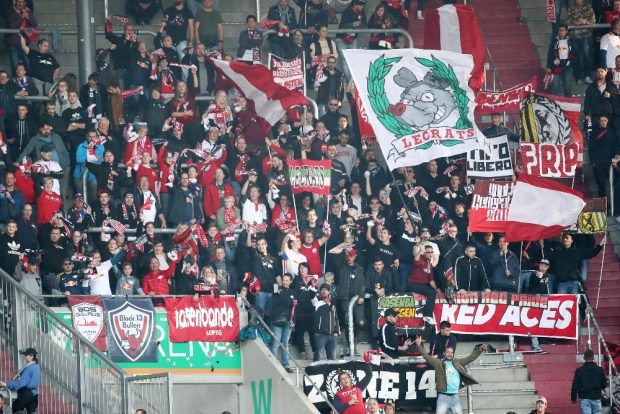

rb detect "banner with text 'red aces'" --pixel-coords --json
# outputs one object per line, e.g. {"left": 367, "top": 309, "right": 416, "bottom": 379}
{"left": 468, "top": 180, "right": 514, "bottom": 232}
{"left": 103, "top": 298, "right": 158, "bottom": 362}
{"left": 68, "top": 295, "right": 107, "bottom": 352}
{"left": 165, "top": 296, "right": 239, "bottom": 343}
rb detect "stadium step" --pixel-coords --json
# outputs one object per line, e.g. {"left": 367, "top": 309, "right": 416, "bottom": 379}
{"left": 470, "top": 0, "right": 543, "bottom": 89}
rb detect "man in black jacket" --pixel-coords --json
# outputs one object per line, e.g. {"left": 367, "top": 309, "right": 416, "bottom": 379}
{"left": 252, "top": 236, "right": 280, "bottom": 315}
{"left": 334, "top": 248, "right": 365, "bottom": 345}
{"left": 5, "top": 103, "right": 36, "bottom": 161}
{"left": 312, "top": 283, "right": 340, "bottom": 362}
{"left": 270, "top": 273, "right": 296, "bottom": 372}
{"left": 571, "top": 349, "right": 607, "bottom": 412}
{"left": 336, "top": 0, "right": 367, "bottom": 81}
{"left": 584, "top": 67, "right": 614, "bottom": 127}
{"left": 550, "top": 233, "right": 605, "bottom": 294}
{"left": 379, "top": 308, "right": 412, "bottom": 358}
{"left": 365, "top": 256, "right": 393, "bottom": 347}
{"left": 454, "top": 244, "right": 491, "bottom": 293}
{"left": 588, "top": 115, "right": 618, "bottom": 198}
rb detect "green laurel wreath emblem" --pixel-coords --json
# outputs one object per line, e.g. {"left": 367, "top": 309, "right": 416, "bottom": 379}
{"left": 367, "top": 54, "right": 472, "bottom": 150}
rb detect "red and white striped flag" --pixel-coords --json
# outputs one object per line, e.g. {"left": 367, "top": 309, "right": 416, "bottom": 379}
{"left": 504, "top": 174, "right": 585, "bottom": 242}
{"left": 424, "top": 4, "right": 486, "bottom": 92}
{"left": 208, "top": 58, "right": 309, "bottom": 134}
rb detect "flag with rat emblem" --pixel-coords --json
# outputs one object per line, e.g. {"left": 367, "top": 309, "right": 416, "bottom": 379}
{"left": 343, "top": 49, "right": 488, "bottom": 170}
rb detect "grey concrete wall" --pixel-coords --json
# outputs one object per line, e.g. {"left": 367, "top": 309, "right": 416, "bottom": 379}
{"left": 172, "top": 383, "right": 240, "bottom": 414}
{"left": 239, "top": 339, "right": 321, "bottom": 414}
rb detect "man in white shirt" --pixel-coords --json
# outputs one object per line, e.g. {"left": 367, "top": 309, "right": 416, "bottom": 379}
{"left": 31, "top": 143, "right": 64, "bottom": 195}
{"left": 83, "top": 249, "right": 126, "bottom": 295}
{"left": 135, "top": 175, "right": 167, "bottom": 228}
{"left": 281, "top": 232, "right": 307, "bottom": 278}
{"left": 600, "top": 19, "right": 620, "bottom": 69}
{"left": 242, "top": 186, "right": 268, "bottom": 224}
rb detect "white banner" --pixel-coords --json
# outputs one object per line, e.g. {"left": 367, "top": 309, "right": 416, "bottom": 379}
{"left": 466, "top": 134, "right": 513, "bottom": 178}
{"left": 343, "top": 49, "right": 488, "bottom": 170}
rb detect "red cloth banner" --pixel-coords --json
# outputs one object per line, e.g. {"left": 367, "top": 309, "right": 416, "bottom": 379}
{"left": 435, "top": 293, "right": 578, "bottom": 339}
{"left": 288, "top": 159, "right": 332, "bottom": 195}
{"left": 269, "top": 54, "right": 304, "bottom": 92}
{"left": 378, "top": 293, "right": 578, "bottom": 339}
{"left": 547, "top": 0, "right": 556, "bottom": 23}
{"left": 68, "top": 295, "right": 107, "bottom": 351}
{"left": 165, "top": 296, "right": 240, "bottom": 343}
{"left": 475, "top": 77, "right": 536, "bottom": 114}
{"left": 520, "top": 142, "right": 580, "bottom": 178}
{"left": 353, "top": 84, "right": 376, "bottom": 138}
{"left": 468, "top": 180, "right": 514, "bottom": 232}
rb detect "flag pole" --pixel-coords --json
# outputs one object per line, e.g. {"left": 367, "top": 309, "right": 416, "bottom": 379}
{"left": 595, "top": 238, "right": 606, "bottom": 309}
{"left": 323, "top": 195, "right": 330, "bottom": 273}
{"left": 292, "top": 192, "right": 300, "bottom": 233}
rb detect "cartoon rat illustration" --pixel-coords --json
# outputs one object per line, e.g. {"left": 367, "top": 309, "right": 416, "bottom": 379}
{"left": 388, "top": 67, "right": 457, "bottom": 131}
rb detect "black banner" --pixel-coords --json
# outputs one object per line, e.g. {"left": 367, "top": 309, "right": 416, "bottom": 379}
{"left": 103, "top": 298, "right": 158, "bottom": 363}
{"left": 303, "top": 362, "right": 437, "bottom": 410}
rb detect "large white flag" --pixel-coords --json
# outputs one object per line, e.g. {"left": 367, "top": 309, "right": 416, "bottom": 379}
{"left": 343, "top": 49, "right": 488, "bottom": 170}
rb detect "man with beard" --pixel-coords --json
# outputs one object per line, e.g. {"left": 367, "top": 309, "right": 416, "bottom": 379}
{"left": 416, "top": 336, "right": 488, "bottom": 414}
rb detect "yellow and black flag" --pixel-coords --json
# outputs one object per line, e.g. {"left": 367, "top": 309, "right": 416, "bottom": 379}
{"left": 572, "top": 197, "right": 607, "bottom": 234}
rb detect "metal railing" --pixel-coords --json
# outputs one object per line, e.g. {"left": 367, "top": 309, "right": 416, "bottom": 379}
{"left": 247, "top": 300, "right": 341, "bottom": 414}
{"left": 263, "top": 28, "right": 413, "bottom": 50}
{"left": 0, "top": 28, "right": 59, "bottom": 51}
{"left": 580, "top": 295, "right": 618, "bottom": 409}
{"left": 125, "top": 373, "right": 173, "bottom": 414}
{"left": 0, "top": 266, "right": 171, "bottom": 413}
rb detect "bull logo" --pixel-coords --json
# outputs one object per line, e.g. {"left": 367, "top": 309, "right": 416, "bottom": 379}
{"left": 108, "top": 301, "right": 154, "bottom": 362}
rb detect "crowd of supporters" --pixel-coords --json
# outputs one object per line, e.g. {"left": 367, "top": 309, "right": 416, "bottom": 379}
{"left": 0, "top": 0, "right": 613, "bottom": 392}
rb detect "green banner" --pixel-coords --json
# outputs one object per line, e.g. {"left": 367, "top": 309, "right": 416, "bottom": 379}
{"left": 55, "top": 309, "right": 242, "bottom": 375}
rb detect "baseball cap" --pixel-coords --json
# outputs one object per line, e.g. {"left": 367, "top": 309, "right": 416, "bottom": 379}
{"left": 40, "top": 143, "right": 54, "bottom": 153}
{"left": 539, "top": 259, "right": 550, "bottom": 266}
{"left": 536, "top": 396, "right": 547, "bottom": 404}
{"left": 26, "top": 254, "right": 41, "bottom": 265}
{"left": 319, "top": 283, "right": 330, "bottom": 291}
{"left": 20, "top": 347, "right": 37, "bottom": 356}
{"left": 384, "top": 308, "right": 398, "bottom": 318}
{"left": 347, "top": 248, "right": 358, "bottom": 258}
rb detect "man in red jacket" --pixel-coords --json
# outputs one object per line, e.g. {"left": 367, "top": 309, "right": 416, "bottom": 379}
{"left": 143, "top": 254, "right": 180, "bottom": 296}
{"left": 203, "top": 167, "right": 235, "bottom": 220}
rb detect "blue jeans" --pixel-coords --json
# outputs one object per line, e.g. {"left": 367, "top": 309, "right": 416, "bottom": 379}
{"left": 557, "top": 281, "right": 580, "bottom": 294}
{"left": 255, "top": 292, "right": 273, "bottom": 316}
{"left": 313, "top": 333, "right": 337, "bottom": 361}
{"left": 551, "top": 67, "right": 574, "bottom": 98}
{"left": 436, "top": 393, "right": 463, "bottom": 414}
{"left": 399, "top": 263, "right": 412, "bottom": 292}
{"left": 335, "top": 38, "right": 358, "bottom": 81}
{"left": 579, "top": 398, "right": 602, "bottom": 414}
{"left": 270, "top": 322, "right": 292, "bottom": 368}
{"left": 573, "top": 36, "right": 592, "bottom": 80}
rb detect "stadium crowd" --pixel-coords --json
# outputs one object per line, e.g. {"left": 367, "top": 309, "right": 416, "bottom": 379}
{"left": 0, "top": 0, "right": 616, "bottom": 413}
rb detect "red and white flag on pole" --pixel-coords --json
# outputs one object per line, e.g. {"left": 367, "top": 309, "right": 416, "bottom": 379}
{"left": 504, "top": 174, "right": 585, "bottom": 242}
{"left": 208, "top": 59, "right": 309, "bottom": 135}
{"left": 424, "top": 4, "right": 486, "bottom": 92}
